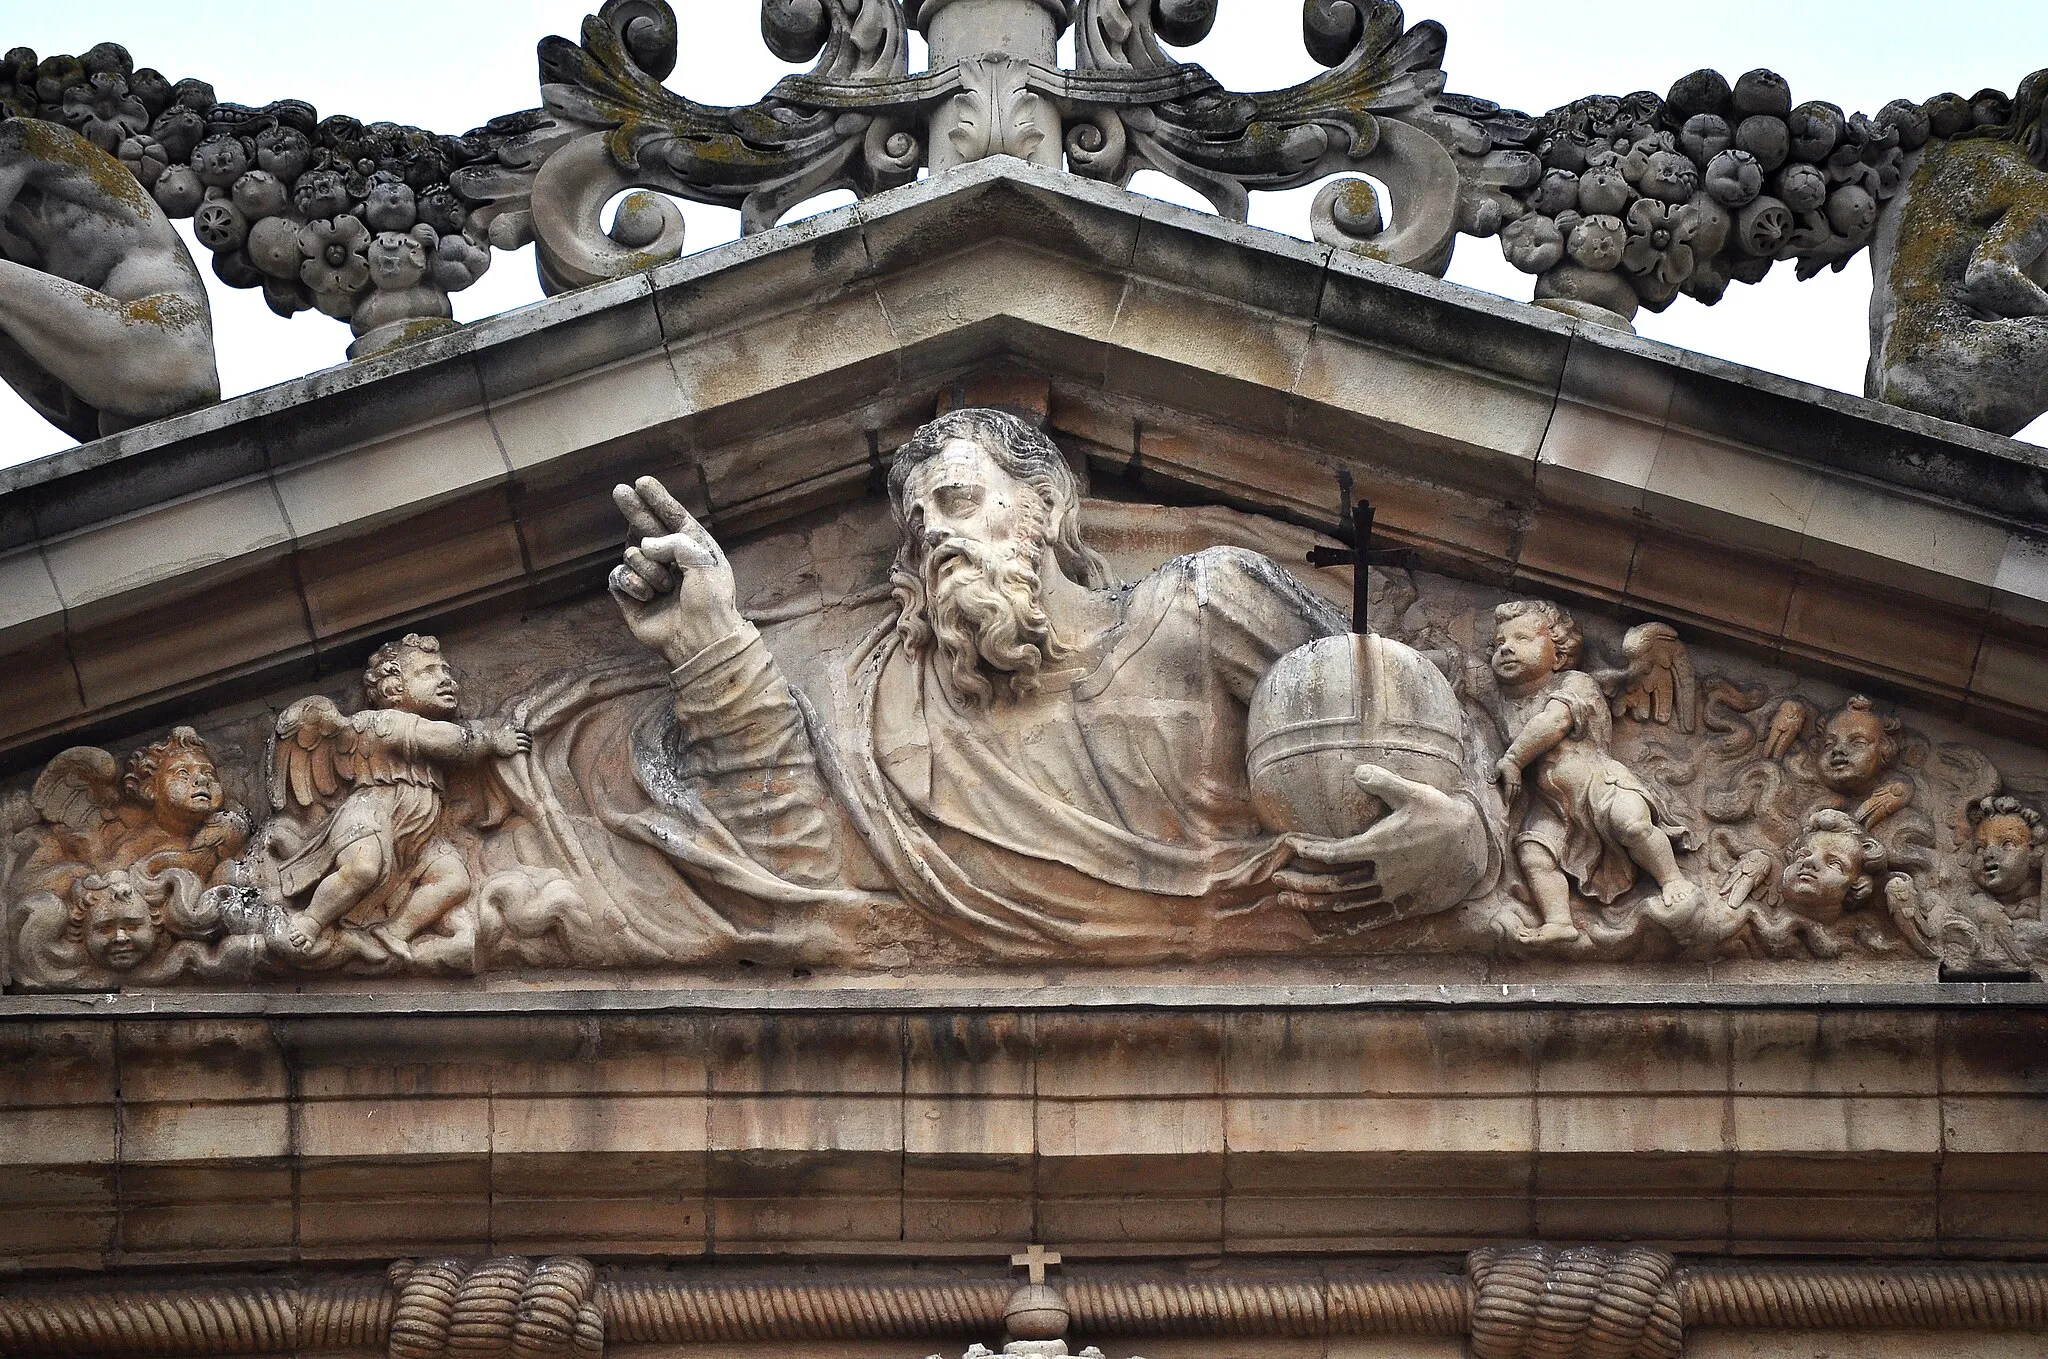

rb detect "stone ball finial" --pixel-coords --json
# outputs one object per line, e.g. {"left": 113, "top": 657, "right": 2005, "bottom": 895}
{"left": 1003, "top": 1284, "right": 1069, "bottom": 1342}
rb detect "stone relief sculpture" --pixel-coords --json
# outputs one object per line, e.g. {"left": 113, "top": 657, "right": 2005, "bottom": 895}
{"left": 1483, "top": 604, "right": 1702, "bottom": 947}
{"left": 579, "top": 408, "right": 1499, "bottom": 966}
{"left": 9, "top": 407, "right": 2048, "bottom": 989}
{"left": 12, "top": 3, "right": 2048, "bottom": 438}
{"left": 262, "top": 634, "right": 531, "bottom": 967}
{"left": 10, "top": 726, "right": 247, "bottom": 900}
{"left": 0, "top": 114, "right": 218, "bottom": 439}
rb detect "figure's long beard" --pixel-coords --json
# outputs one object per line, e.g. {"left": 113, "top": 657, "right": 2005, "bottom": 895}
{"left": 891, "top": 534, "right": 1067, "bottom": 706}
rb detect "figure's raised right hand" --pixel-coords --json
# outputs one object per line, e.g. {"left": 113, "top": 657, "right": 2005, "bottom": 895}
{"left": 609, "top": 476, "right": 742, "bottom": 667}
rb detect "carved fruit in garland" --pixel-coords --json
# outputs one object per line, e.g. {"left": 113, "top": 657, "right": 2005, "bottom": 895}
{"left": 1246, "top": 634, "right": 1467, "bottom": 839}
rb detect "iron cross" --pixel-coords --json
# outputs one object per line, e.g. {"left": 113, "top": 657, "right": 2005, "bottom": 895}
{"left": 1010, "top": 1244, "right": 1062, "bottom": 1284}
{"left": 1306, "top": 499, "right": 1417, "bottom": 634}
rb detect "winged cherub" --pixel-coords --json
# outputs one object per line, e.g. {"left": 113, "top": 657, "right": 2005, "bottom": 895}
{"left": 1489, "top": 602, "right": 1703, "bottom": 945}
{"left": 16, "top": 726, "right": 247, "bottom": 897}
{"left": 269, "top": 634, "right": 528, "bottom": 959}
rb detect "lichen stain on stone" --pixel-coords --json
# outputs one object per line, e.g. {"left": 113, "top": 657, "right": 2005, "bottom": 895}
{"left": 11, "top": 116, "right": 148, "bottom": 213}
{"left": 1881, "top": 137, "right": 2048, "bottom": 419}
{"left": 124, "top": 293, "right": 203, "bottom": 330}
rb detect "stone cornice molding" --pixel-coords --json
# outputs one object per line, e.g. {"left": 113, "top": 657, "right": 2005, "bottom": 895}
{"left": 5, "top": 979, "right": 2048, "bottom": 1021}
{"left": 1, "top": 999, "right": 2037, "bottom": 1270}
{"left": 4, "top": 1255, "right": 2047, "bottom": 1358}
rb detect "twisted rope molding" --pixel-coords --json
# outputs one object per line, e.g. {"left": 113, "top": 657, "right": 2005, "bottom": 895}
{"left": 2, "top": 1255, "right": 2046, "bottom": 1358}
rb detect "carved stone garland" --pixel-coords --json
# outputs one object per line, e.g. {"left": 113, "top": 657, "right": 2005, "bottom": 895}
{"left": 7, "top": 2, "right": 2046, "bottom": 431}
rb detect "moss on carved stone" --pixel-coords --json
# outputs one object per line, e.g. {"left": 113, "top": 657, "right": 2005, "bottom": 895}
{"left": 10, "top": 115, "right": 148, "bottom": 213}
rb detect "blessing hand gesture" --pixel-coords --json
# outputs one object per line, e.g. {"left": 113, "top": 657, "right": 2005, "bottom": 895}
{"left": 608, "top": 476, "right": 743, "bottom": 667}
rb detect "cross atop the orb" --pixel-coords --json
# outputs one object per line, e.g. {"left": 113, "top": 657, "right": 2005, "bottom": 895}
{"left": 1010, "top": 1243, "right": 1062, "bottom": 1284}
{"left": 1306, "top": 498, "right": 1419, "bottom": 635}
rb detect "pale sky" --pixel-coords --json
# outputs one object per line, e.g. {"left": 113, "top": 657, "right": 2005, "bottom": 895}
{"left": 3, "top": 1, "right": 2046, "bottom": 466}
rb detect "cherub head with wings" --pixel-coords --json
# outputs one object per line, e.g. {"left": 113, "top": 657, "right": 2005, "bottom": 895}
{"left": 25, "top": 727, "right": 243, "bottom": 887}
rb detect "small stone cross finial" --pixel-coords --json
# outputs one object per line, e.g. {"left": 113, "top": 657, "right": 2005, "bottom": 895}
{"left": 1010, "top": 1244, "right": 1061, "bottom": 1284}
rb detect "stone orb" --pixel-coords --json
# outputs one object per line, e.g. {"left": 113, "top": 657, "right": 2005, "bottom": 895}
{"left": 1003, "top": 1284, "right": 1069, "bottom": 1342}
{"left": 1247, "top": 633, "right": 1466, "bottom": 839}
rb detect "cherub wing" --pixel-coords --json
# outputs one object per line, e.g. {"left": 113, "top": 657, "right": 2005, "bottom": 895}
{"left": 1616, "top": 622, "right": 1697, "bottom": 733}
{"left": 269, "top": 696, "right": 360, "bottom": 814}
{"left": 29, "top": 747, "right": 122, "bottom": 830}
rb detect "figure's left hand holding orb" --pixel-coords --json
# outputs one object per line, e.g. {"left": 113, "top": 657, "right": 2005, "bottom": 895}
{"left": 1283, "top": 764, "right": 1491, "bottom": 917}
{"left": 1248, "top": 632, "right": 1490, "bottom": 920}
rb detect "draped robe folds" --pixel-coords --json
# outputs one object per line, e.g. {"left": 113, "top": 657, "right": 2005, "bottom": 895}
{"left": 506, "top": 547, "right": 1500, "bottom": 966}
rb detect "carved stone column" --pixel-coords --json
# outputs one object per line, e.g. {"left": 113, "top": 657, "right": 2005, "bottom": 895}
{"left": 912, "top": 0, "right": 1069, "bottom": 172}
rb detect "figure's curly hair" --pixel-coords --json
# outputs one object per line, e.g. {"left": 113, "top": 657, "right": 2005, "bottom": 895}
{"left": 1960, "top": 69, "right": 2048, "bottom": 168}
{"left": 887, "top": 408, "right": 1113, "bottom": 589}
{"left": 123, "top": 726, "right": 214, "bottom": 803}
{"left": 1968, "top": 793, "right": 2045, "bottom": 842}
{"left": 1494, "top": 599, "right": 1582, "bottom": 669}
{"left": 1832, "top": 694, "right": 1902, "bottom": 762}
{"left": 363, "top": 633, "right": 441, "bottom": 707}
{"left": 65, "top": 870, "right": 163, "bottom": 941}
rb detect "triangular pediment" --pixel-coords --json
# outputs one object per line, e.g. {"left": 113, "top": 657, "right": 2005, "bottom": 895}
{"left": 5, "top": 158, "right": 2047, "bottom": 763}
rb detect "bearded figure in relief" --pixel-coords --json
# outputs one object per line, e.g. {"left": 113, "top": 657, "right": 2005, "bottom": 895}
{"left": 502, "top": 407, "right": 1504, "bottom": 966}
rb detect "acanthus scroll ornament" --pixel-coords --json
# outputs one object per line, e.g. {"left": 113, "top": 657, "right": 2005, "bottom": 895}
{"left": 8, "top": 3, "right": 2048, "bottom": 437}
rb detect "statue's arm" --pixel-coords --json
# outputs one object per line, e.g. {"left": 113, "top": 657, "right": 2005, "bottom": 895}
{"left": 664, "top": 621, "right": 841, "bottom": 875}
{"left": 1962, "top": 168, "right": 2048, "bottom": 319}
{"left": 611, "top": 477, "right": 842, "bottom": 883}
{"left": 0, "top": 258, "right": 218, "bottom": 427}
{"left": 0, "top": 124, "right": 220, "bottom": 434}
{"left": 398, "top": 713, "right": 520, "bottom": 764}
{"left": 1192, "top": 547, "right": 1348, "bottom": 701}
{"left": 1500, "top": 695, "right": 1574, "bottom": 770}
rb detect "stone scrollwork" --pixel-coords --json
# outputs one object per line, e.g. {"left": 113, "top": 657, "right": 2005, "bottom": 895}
{"left": 469, "top": 0, "right": 922, "bottom": 294}
{"left": 9, "top": 6, "right": 2048, "bottom": 437}
{"left": 1057, "top": 0, "right": 1510, "bottom": 275}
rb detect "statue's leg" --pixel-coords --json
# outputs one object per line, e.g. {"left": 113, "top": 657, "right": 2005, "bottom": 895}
{"left": 1967, "top": 315, "right": 2048, "bottom": 435}
{"left": 1611, "top": 791, "right": 1708, "bottom": 920}
{"left": 0, "top": 258, "right": 219, "bottom": 433}
{"left": 1514, "top": 842, "right": 1580, "bottom": 944}
{"left": 380, "top": 851, "right": 473, "bottom": 944}
{"left": 286, "top": 838, "right": 386, "bottom": 951}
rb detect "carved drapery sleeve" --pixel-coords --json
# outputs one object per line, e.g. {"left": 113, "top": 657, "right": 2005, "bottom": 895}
{"left": 665, "top": 623, "right": 844, "bottom": 888}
